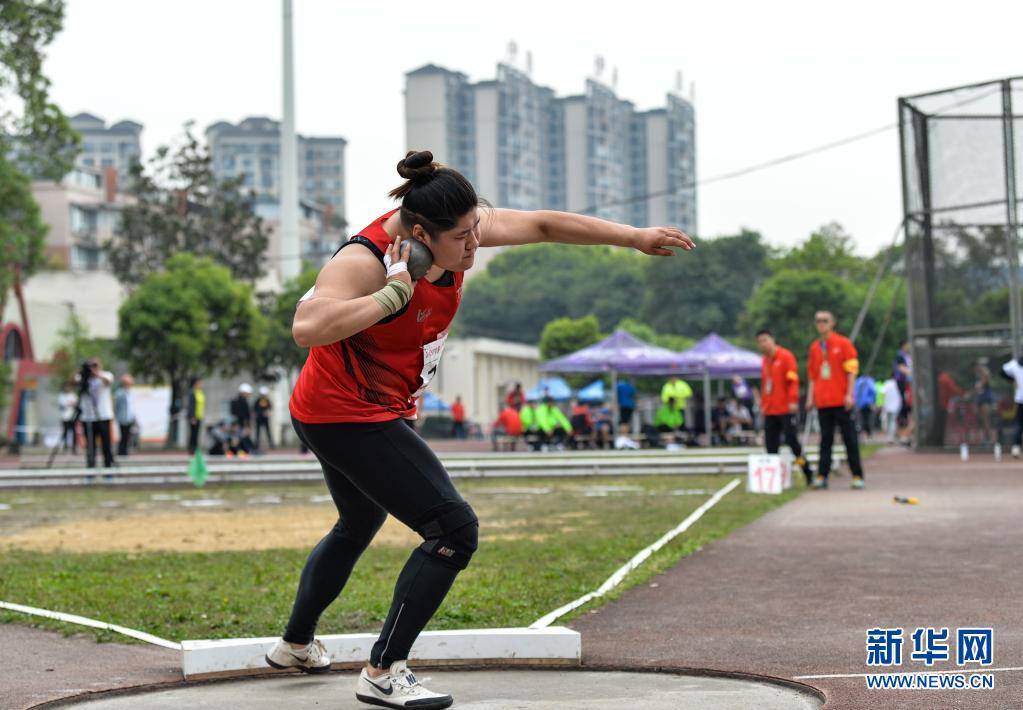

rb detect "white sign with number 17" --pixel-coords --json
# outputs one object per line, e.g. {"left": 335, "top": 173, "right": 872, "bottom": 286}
{"left": 747, "top": 453, "right": 793, "bottom": 494}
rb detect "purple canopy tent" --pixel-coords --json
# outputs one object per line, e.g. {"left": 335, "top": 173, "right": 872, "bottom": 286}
{"left": 540, "top": 330, "right": 694, "bottom": 434}
{"left": 675, "top": 333, "right": 763, "bottom": 439}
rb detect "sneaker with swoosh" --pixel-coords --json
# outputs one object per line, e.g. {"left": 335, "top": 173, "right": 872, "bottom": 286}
{"left": 265, "top": 638, "right": 331, "bottom": 673}
{"left": 356, "top": 660, "right": 453, "bottom": 709}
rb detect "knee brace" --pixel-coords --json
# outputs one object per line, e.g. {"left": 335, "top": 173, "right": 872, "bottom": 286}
{"left": 415, "top": 502, "right": 479, "bottom": 569}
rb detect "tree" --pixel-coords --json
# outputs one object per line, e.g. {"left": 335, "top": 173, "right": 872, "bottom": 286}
{"left": 106, "top": 124, "right": 271, "bottom": 287}
{"left": 740, "top": 270, "right": 854, "bottom": 359}
{"left": 769, "top": 222, "right": 867, "bottom": 280}
{"left": 118, "top": 254, "right": 268, "bottom": 446}
{"left": 0, "top": 0, "right": 77, "bottom": 322}
{"left": 48, "top": 309, "right": 120, "bottom": 389}
{"left": 640, "top": 229, "right": 770, "bottom": 337}
{"left": 256, "top": 266, "right": 318, "bottom": 378}
{"left": 458, "top": 243, "right": 645, "bottom": 343}
{"left": 539, "top": 315, "right": 602, "bottom": 361}
{"left": 0, "top": 0, "right": 79, "bottom": 181}
{"left": 0, "top": 157, "right": 48, "bottom": 318}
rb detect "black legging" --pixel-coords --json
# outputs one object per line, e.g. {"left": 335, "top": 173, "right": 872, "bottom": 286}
{"left": 764, "top": 414, "right": 812, "bottom": 477}
{"left": 817, "top": 406, "right": 864, "bottom": 479}
{"left": 84, "top": 419, "right": 114, "bottom": 468}
{"left": 255, "top": 418, "right": 273, "bottom": 449}
{"left": 284, "top": 416, "right": 478, "bottom": 668}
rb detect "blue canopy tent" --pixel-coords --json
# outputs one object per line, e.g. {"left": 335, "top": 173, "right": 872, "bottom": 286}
{"left": 525, "top": 377, "right": 574, "bottom": 402}
{"left": 675, "top": 333, "right": 763, "bottom": 439}
{"left": 576, "top": 379, "right": 606, "bottom": 403}
{"left": 540, "top": 330, "right": 694, "bottom": 434}
{"left": 420, "top": 392, "right": 451, "bottom": 412}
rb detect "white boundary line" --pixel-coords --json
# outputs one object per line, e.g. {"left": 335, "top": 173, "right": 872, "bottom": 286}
{"left": 530, "top": 477, "right": 742, "bottom": 629}
{"left": 794, "top": 667, "right": 1023, "bottom": 679}
{"left": 0, "top": 600, "right": 182, "bottom": 650}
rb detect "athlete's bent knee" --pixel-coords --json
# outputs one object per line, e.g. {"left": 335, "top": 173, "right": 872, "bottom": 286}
{"left": 415, "top": 502, "right": 479, "bottom": 570}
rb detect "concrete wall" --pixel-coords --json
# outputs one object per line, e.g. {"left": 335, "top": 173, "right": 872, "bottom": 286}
{"left": 563, "top": 100, "right": 588, "bottom": 213}
{"left": 644, "top": 113, "right": 669, "bottom": 228}
{"left": 473, "top": 84, "right": 499, "bottom": 206}
{"left": 432, "top": 337, "right": 540, "bottom": 428}
{"left": 405, "top": 73, "right": 451, "bottom": 161}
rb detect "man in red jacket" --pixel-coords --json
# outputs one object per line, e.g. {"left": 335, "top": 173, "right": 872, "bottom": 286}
{"left": 806, "top": 311, "right": 865, "bottom": 489}
{"left": 756, "top": 329, "right": 814, "bottom": 484}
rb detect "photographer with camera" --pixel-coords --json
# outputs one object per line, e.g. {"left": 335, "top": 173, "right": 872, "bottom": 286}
{"left": 74, "top": 358, "right": 116, "bottom": 469}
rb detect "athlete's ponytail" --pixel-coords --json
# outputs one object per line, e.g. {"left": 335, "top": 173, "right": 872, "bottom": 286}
{"left": 389, "top": 150, "right": 481, "bottom": 236}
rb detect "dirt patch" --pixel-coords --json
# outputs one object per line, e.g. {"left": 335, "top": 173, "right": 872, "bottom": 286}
{"left": 0, "top": 507, "right": 420, "bottom": 553}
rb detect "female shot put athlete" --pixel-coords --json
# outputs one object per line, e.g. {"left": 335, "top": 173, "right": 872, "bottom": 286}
{"left": 265, "top": 150, "right": 693, "bottom": 709}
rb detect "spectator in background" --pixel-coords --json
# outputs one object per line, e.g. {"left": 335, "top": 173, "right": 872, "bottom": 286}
{"left": 807, "top": 311, "right": 865, "bottom": 489}
{"left": 873, "top": 378, "right": 886, "bottom": 433}
{"left": 725, "top": 397, "right": 753, "bottom": 440}
{"left": 1001, "top": 356, "right": 1023, "bottom": 458}
{"left": 854, "top": 374, "right": 877, "bottom": 438}
{"left": 231, "top": 383, "right": 253, "bottom": 433}
{"left": 569, "top": 398, "right": 594, "bottom": 449}
{"left": 661, "top": 376, "right": 693, "bottom": 433}
{"left": 593, "top": 406, "right": 614, "bottom": 449}
{"left": 187, "top": 377, "right": 205, "bottom": 455}
{"left": 937, "top": 370, "right": 964, "bottom": 446}
{"left": 114, "top": 374, "right": 137, "bottom": 456}
{"left": 451, "top": 395, "right": 467, "bottom": 439}
{"left": 58, "top": 382, "right": 78, "bottom": 454}
{"left": 493, "top": 403, "right": 522, "bottom": 437}
{"left": 535, "top": 396, "right": 572, "bottom": 450}
{"left": 731, "top": 376, "right": 756, "bottom": 430}
{"left": 654, "top": 400, "right": 683, "bottom": 434}
{"left": 255, "top": 386, "right": 274, "bottom": 450}
{"left": 616, "top": 377, "right": 636, "bottom": 427}
{"left": 880, "top": 377, "right": 902, "bottom": 443}
{"left": 519, "top": 401, "right": 538, "bottom": 448}
{"left": 76, "top": 359, "right": 115, "bottom": 469}
{"left": 207, "top": 420, "right": 231, "bottom": 456}
{"left": 710, "top": 397, "right": 731, "bottom": 445}
{"left": 973, "top": 358, "right": 995, "bottom": 446}
{"left": 893, "top": 340, "right": 914, "bottom": 445}
{"left": 505, "top": 382, "right": 525, "bottom": 411}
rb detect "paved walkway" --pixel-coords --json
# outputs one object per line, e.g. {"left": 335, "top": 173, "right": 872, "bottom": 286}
{"left": 5, "top": 447, "right": 1020, "bottom": 709}
{"left": 571, "top": 447, "right": 1023, "bottom": 708}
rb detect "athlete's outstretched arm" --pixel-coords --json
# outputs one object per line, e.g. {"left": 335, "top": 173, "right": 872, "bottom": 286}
{"left": 479, "top": 208, "right": 694, "bottom": 256}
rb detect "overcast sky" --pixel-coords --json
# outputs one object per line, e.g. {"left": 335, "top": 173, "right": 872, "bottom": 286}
{"left": 43, "top": 0, "right": 1022, "bottom": 254}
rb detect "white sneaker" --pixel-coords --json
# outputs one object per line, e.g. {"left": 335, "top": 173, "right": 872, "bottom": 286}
{"left": 265, "top": 638, "right": 331, "bottom": 673}
{"left": 1012, "top": 445, "right": 1021, "bottom": 459}
{"left": 356, "top": 661, "right": 453, "bottom": 709}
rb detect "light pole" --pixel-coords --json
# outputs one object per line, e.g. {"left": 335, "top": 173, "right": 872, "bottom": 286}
{"left": 279, "top": 0, "right": 300, "bottom": 281}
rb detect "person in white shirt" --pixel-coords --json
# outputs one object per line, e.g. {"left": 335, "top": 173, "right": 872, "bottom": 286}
{"left": 880, "top": 378, "right": 903, "bottom": 444}
{"left": 1001, "top": 357, "right": 1023, "bottom": 458}
{"left": 75, "top": 359, "right": 115, "bottom": 468}
{"left": 57, "top": 383, "right": 79, "bottom": 453}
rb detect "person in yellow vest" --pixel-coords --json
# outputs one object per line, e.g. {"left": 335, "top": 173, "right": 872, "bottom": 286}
{"left": 661, "top": 376, "right": 693, "bottom": 432}
{"left": 535, "top": 397, "right": 572, "bottom": 450}
{"left": 187, "top": 377, "right": 205, "bottom": 455}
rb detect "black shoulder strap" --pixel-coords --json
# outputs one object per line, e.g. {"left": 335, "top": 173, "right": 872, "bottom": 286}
{"left": 334, "top": 235, "right": 385, "bottom": 262}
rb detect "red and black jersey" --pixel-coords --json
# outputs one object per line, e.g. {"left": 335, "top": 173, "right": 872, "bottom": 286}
{"left": 289, "top": 209, "right": 463, "bottom": 423}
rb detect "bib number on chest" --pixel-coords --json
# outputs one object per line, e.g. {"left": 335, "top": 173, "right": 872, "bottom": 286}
{"left": 414, "top": 331, "right": 448, "bottom": 397}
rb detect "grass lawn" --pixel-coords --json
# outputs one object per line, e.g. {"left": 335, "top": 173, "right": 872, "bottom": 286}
{"left": 0, "top": 473, "right": 805, "bottom": 644}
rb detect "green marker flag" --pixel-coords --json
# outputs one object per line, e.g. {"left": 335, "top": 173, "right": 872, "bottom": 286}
{"left": 187, "top": 450, "right": 208, "bottom": 488}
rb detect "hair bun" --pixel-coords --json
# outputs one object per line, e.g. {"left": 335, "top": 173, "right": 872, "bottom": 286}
{"left": 397, "top": 150, "right": 436, "bottom": 180}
